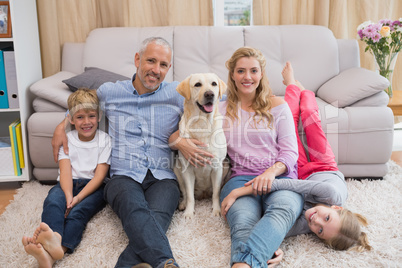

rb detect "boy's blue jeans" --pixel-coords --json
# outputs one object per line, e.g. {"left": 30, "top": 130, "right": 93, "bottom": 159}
{"left": 104, "top": 171, "right": 180, "bottom": 268}
{"left": 220, "top": 175, "right": 303, "bottom": 268}
{"left": 42, "top": 179, "right": 106, "bottom": 253}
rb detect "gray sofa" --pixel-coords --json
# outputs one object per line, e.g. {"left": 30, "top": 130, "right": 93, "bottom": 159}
{"left": 28, "top": 25, "right": 394, "bottom": 182}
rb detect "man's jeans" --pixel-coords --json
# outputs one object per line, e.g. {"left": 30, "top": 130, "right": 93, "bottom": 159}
{"left": 104, "top": 171, "right": 180, "bottom": 268}
{"left": 220, "top": 175, "right": 303, "bottom": 268}
{"left": 42, "top": 179, "right": 106, "bottom": 253}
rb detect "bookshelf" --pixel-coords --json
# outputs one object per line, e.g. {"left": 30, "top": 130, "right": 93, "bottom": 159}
{"left": 0, "top": 0, "right": 42, "bottom": 182}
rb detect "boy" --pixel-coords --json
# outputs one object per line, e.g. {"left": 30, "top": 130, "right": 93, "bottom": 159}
{"left": 22, "top": 88, "right": 112, "bottom": 267}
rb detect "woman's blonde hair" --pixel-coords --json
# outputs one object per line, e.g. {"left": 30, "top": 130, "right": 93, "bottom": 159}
{"left": 325, "top": 208, "right": 372, "bottom": 252}
{"left": 225, "top": 46, "right": 273, "bottom": 127}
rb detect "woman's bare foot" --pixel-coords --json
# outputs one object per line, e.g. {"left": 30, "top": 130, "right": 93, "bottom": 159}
{"left": 281, "top": 61, "right": 297, "bottom": 86}
{"left": 34, "top": 223, "right": 64, "bottom": 260}
{"left": 22, "top": 236, "right": 55, "bottom": 268}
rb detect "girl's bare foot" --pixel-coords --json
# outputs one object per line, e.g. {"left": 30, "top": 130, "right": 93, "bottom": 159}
{"left": 295, "top": 80, "right": 305, "bottom": 91}
{"left": 22, "top": 236, "right": 55, "bottom": 268}
{"left": 282, "top": 61, "right": 297, "bottom": 86}
{"left": 34, "top": 222, "right": 65, "bottom": 260}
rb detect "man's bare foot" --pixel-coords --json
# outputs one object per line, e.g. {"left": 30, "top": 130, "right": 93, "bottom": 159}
{"left": 282, "top": 61, "right": 297, "bottom": 86}
{"left": 22, "top": 236, "right": 55, "bottom": 268}
{"left": 34, "top": 222, "right": 64, "bottom": 260}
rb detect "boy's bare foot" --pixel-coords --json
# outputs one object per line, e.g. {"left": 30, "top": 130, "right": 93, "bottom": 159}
{"left": 34, "top": 222, "right": 65, "bottom": 260}
{"left": 281, "top": 61, "right": 297, "bottom": 86}
{"left": 22, "top": 236, "right": 55, "bottom": 268}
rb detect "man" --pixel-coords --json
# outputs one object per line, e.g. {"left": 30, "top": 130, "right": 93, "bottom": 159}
{"left": 52, "top": 37, "right": 184, "bottom": 268}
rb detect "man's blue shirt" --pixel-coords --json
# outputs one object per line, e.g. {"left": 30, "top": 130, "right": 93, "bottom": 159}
{"left": 97, "top": 75, "right": 183, "bottom": 183}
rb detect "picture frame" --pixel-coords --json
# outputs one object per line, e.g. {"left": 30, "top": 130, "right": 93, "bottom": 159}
{"left": 0, "top": 1, "right": 11, "bottom": 38}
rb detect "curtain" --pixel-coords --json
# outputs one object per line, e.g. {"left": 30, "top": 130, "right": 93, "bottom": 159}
{"left": 36, "top": 0, "right": 213, "bottom": 77}
{"left": 253, "top": 0, "right": 402, "bottom": 93}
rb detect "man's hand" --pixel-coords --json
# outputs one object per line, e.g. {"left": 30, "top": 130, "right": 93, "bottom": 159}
{"left": 169, "top": 130, "right": 214, "bottom": 167}
{"left": 52, "top": 120, "right": 68, "bottom": 162}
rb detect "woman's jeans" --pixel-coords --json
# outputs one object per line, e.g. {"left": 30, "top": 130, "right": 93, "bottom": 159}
{"left": 220, "top": 175, "right": 303, "bottom": 268}
{"left": 104, "top": 171, "right": 180, "bottom": 268}
{"left": 42, "top": 179, "right": 106, "bottom": 253}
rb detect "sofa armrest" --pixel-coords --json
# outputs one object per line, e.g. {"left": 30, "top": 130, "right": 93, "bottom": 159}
{"left": 337, "top": 39, "right": 360, "bottom": 71}
{"left": 62, "top": 42, "right": 85, "bottom": 74}
{"left": 317, "top": 68, "right": 389, "bottom": 108}
{"left": 30, "top": 71, "right": 77, "bottom": 109}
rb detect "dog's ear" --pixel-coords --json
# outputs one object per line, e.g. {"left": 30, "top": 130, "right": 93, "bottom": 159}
{"left": 176, "top": 76, "right": 191, "bottom": 100}
{"left": 218, "top": 78, "right": 227, "bottom": 99}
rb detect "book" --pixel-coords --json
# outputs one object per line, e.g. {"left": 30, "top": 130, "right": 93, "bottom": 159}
{"left": 15, "top": 121, "right": 24, "bottom": 168}
{"left": 4, "top": 50, "right": 19, "bottom": 109}
{"left": 8, "top": 118, "right": 21, "bottom": 176}
{"left": 0, "top": 50, "right": 8, "bottom": 108}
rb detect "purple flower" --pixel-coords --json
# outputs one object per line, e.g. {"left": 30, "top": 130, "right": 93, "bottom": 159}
{"left": 372, "top": 33, "right": 381, "bottom": 43}
{"left": 379, "top": 19, "right": 393, "bottom": 26}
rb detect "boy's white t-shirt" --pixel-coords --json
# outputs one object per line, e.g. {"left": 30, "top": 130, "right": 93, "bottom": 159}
{"left": 57, "top": 129, "right": 112, "bottom": 181}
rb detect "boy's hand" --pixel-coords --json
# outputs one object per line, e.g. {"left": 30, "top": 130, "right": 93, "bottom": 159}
{"left": 65, "top": 196, "right": 81, "bottom": 217}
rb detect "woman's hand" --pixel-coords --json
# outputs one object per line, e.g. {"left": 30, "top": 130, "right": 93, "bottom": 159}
{"left": 244, "top": 170, "right": 276, "bottom": 196}
{"left": 267, "top": 249, "right": 284, "bottom": 267}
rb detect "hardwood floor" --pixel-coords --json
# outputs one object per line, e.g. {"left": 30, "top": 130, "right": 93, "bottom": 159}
{"left": 1, "top": 151, "right": 402, "bottom": 216}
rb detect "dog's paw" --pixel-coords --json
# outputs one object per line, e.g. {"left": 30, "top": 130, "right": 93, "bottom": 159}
{"left": 212, "top": 208, "right": 221, "bottom": 217}
{"left": 178, "top": 201, "right": 187, "bottom": 211}
{"left": 183, "top": 209, "right": 194, "bottom": 219}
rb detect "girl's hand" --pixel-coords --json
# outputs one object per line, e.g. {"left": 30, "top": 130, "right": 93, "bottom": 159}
{"left": 244, "top": 170, "right": 275, "bottom": 195}
{"left": 267, "top": 248, "right": 284, "bottom": 267}
{"left": 220, "top": 192, "right": 237, "bottom": 219}
{"left": 65, "top": 196, "right": 81, "bottom": 217}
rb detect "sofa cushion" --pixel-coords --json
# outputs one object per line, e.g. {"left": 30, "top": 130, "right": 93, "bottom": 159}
{"left": 317, "top": 68, "right": 390, "bottom": 108}
{"left": 62, "top": 67, "right": 130, "bottom": 92}
{"left": 83, "top": 27, "right": 175, "bottom": 81}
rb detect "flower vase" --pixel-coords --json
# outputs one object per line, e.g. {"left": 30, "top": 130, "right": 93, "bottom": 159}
{"left": 373, "top": 52, "right": 399, "bottom": 98}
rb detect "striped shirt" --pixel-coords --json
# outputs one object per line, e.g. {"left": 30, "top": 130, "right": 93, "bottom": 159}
{"left": 97, "top": 74, "right": 183, "bottom": 183}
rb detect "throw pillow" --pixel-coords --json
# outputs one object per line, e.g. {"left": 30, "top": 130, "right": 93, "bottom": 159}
{"left": 317, "top": 67, "right": 390, "bottom": 108}
{"left": 62, "top": 67, "right": 130, "bottom": 92}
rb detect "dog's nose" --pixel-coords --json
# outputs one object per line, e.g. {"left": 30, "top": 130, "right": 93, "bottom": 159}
{"left": 204, "top": 91, "right": 215, "bottom": 101}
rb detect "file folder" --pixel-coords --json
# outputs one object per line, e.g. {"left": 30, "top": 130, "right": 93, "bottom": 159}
{"left": 4, "top": 51, "right": 19, "bottom": 109}
{"left": 0, "top": 50, "right": 8, "bottom": 108}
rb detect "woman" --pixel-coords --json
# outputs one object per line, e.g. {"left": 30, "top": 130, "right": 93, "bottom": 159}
{"left": 221, "top": 62, "right": 371, "bottom": 263}
{"left": 218, "top": 47, "right": 303, "bottom": 268}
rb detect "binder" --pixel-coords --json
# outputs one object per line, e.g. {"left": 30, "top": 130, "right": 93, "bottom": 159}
{"left": 0, "top": 50, "right": 8, "bottom": 108}
{"left": 15, "top": 121, "right": 24, "bottom": 168}
{"left": 4, "top": 51, "right": 19, "bottom": 109}
{"left": 8, "top": 118, "right": 21, "bottom": 176}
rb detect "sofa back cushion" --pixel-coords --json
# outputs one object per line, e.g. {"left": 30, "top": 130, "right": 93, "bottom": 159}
{"left": 173, "top": 26, "right": 244, "bottom": 83}
{"left": 83, "top": 27, "right": 175, "bottom": 81}
{"left": 245, "top": 25, "right": 339, "bottom": 96}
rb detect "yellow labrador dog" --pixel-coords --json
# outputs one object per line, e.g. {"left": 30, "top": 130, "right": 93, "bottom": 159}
{"left": 174, "top": 73, "right": 227, "bottom": 219}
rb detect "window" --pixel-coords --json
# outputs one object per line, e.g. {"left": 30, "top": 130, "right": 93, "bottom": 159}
{"left": 214, "top": 0, "right": 253, "bottom": 26}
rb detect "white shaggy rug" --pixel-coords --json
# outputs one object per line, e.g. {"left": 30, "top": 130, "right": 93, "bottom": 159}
{"left": 1, "top": 161, "right": 401, "bottom": 268}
